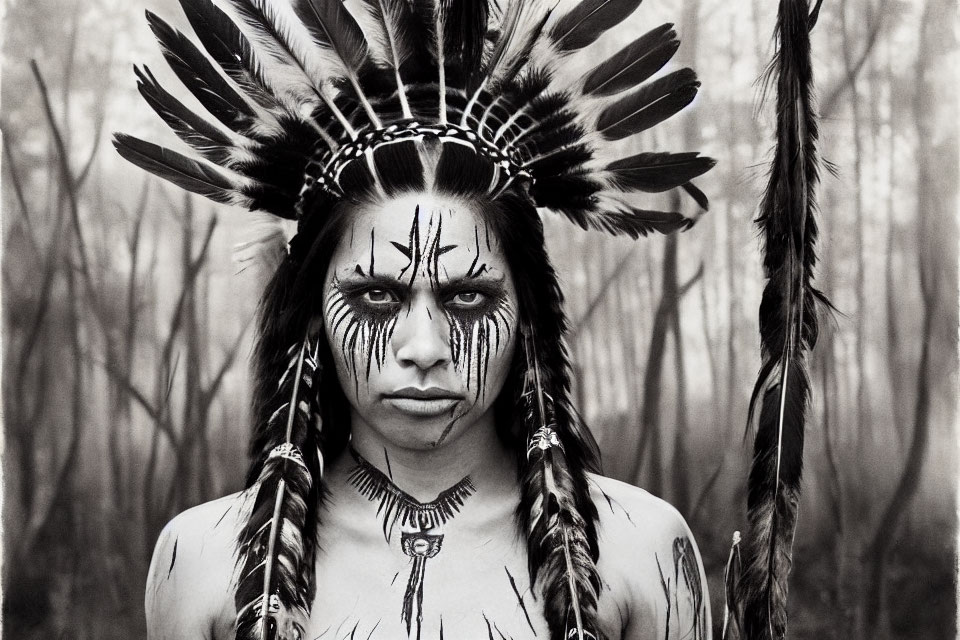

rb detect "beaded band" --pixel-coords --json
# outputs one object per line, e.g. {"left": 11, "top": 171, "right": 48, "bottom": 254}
{"left": 268, "top": 443, "right": 307, "bottom": 469}
{"left": 527, "top": 426, "right": 563, "bottom": 460}
{"left": 297, "top": 121, "right": 530, "bottom": 209}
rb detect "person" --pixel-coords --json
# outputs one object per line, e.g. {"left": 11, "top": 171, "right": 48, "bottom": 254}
{"left": 117, "top": 1, "right": 716, "bottom": 638}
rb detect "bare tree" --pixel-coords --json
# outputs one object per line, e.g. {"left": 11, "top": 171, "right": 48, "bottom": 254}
{"left": 863, "top": 0, "right": 958, "bottom": 631}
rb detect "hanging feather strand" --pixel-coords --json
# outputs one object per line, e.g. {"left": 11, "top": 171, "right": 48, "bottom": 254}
{"left": 521, "top": 331, "right": 602, "bottom": 640}
{"left": 235, "top": 336, "right": 323, "bottom": 640}
{"left": 733, "top": 1, "right": 826, "bottom": 638}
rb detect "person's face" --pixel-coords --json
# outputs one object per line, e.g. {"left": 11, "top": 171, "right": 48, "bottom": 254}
{"left": 322, "top": 193, "right": 518, "bottom": 451}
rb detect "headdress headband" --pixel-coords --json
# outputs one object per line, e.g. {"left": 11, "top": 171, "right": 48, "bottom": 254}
{"left": 114, "top": 0, "right": 715, "bottom": 242}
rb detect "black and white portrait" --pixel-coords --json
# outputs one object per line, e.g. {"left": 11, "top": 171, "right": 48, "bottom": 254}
{"left": 2, "top": 0, "right": 956, "bottom": 638}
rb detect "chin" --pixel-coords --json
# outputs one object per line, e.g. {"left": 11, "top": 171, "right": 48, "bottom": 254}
{"left": 363, "top": 407, "right": 475, "bottom": 451}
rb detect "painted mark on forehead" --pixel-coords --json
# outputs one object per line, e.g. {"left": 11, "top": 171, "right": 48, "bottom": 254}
{"left": 466, "top": 227, "right": 489, "bottom": 279}
{"left": 369, "top": 227, "right": 376, "bottom": 277}
{"left": 392, "top": 206, "right": 458, "bottom": 288}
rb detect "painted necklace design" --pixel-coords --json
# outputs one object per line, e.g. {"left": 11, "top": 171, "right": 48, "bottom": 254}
{"left": 348, "top": 448, "right": 475, "bottom": 639}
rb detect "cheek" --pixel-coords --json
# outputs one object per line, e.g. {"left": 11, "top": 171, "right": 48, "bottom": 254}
{"left": 446, "top": 298, "right": 517, "bottom": 399}
{"left": 322, "top": 286, "right": 399, "bottom": 397}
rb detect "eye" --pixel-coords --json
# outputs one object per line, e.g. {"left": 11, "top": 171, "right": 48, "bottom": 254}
{"left": 446, "top": 291, "right": 486, "bottom": 308}
{"left": 363, "top": 289, "right": 399, "bottom": 305}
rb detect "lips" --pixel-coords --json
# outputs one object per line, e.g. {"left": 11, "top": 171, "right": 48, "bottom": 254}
{"left": 385, "top": 386, "right": 462, "bottom": 400}
{"left": 382, "top": 387, "right": 463, "bottom": 417}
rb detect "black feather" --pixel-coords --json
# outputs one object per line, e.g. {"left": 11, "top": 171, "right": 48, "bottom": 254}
{"left": 520, "top": 332, "right": 603, "bottom": 640}
{"left": 681, "top": 181, "right": 710, "bottom": 211}
{"left": 112, "top": 133, "right": 245, "bottom": 205}
{"left": 509, "top": 69, "right": 554, "bottom": 109}
{"left": 486, "top": 4, "right": 553, "bottom": 88}
{"left": 530, "top": 173, "right": 601, "bottom": 213}
{"left": 294, "top": 0, "right": 368, "bottom": 71}
{"left": 145, "top": 10, "right": 256, "bottom": 130}
{"left": 591, "top": 206, "right": 694, "bottom": 237}
{"left": 547, "top": 196, "right": 694, "bottom": 238}
{"left": 524, "top": 143, "right": 593, "bottom": 179}
{"left": 605, "top": 152, "right": 715, "bottom": 192}
{"left": 134, "top": 65, "right": 235, "bottom": 162}
{"left": 549, "top": 0, "right": 643, "bottom": 53}
{"left": 442, "top": 0, "right": 489, "bottom": 85}
{"left": 179, "top": 0, "right": 280, "bottom": 110}
{"left": 359, "top": 0, "right": 427, "bottom": 112}
{"left": 596, "top": 68, "right": 699, "bottom": 140}
{"left": 734, "top": 0, "right": 824, "bottom": 637}
{"left": 582, "top": 23, "right": 679, "bottom": 96}
{"left": 235, "top": 339, "right": 323, "bottom": 640}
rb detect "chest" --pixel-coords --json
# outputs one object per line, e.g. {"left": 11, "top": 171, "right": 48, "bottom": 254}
{"left": 308, "top": 519, "right": 550, "bottom": 639}
{"left": 210, "top": 501, "right": 638, "bottom": 640}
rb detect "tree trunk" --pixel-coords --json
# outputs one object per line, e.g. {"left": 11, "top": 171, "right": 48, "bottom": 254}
{"left": 840, "top": 0, "right": 870, "bottom": 448}
{"left": 863, "top": 0, "right": 958, "bottom": 632}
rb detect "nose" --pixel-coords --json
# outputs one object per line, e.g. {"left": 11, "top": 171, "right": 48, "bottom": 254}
{"left": 392, "top": 294, "right": 450, "bottom": 371}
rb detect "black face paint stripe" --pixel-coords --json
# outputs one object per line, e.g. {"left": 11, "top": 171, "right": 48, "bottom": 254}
{"left": 504, "top": 566, "right": 536, "bottom": 635}
{"left": 467, "top": 227, "right": 481, "bottom": 277}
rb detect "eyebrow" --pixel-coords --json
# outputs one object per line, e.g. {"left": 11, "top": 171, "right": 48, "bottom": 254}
{"left": 338, "top": 269, "right": 505, "bottom": 292}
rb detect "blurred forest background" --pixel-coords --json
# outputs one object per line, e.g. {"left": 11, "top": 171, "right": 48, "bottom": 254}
{"left": 2, "top": 0, "right": 957, "bottom": 638}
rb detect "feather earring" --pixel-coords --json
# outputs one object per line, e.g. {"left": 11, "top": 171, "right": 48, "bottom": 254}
{"left": 235, "top": 335, "right": 323, "bottom": 640}
{"left": 520, "top": 330, "right": 603, "bottom": 640}
{"left": 733, "top": 1, "right": 826, "bottom": 638}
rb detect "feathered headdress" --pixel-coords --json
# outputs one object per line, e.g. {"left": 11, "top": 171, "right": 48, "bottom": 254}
{"left": 724, "top": 0, "right": 826, "bottom": 638}
{"left": 114, "top": 1, "right": 715, "bottom": 638}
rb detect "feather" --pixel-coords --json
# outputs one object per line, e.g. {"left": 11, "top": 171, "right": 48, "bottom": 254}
{"left": 410, "top": 0, "right": 450, "bottom": 122}
{"left": 604, "top": 152, "right": 715, "bottom": 193}
{"left": 134, "top": 65, "right": 237, "bottom": 162}
{"left": 486, "top": 3, "right": 552, "bottom": 87}
{"left": 595, "top": 68, "right": 699, "bottom": 140}
{"left": 236, "top": 338, "right": 323, "bottom": 640}
{"left": 734, "top": 0, "right": 824, "bottom": 637}
{"left": 581, "top": 23, "right": 679, "bottom": 96}
{"left": 548, "top": 199, "right": 694, "bottom": 238}
{"left": 359, "top": 0, "right": 422, "bottom": 117}
{"left": 145, "top": 10, "right": 257, "bottom": 131}
{"left": 178, "top": 0, "right": 283, "bottom": 111}
{"left": 521, "top": 332, "right": 602, "bottom": 640}
{"left": 232, "top": 212, "right": 294, "bottom": 279}
{"left": 549, "top": 0, "right": 643, "bottom": 53}
{"left": 588, "top": 204, "right": 694, "bottom": 238}
{"left": 112, "top": 133, "right": 251, "bottom": 206}
{"left": 681, "top": 181, "right": 710, "bottom": 211}
{"left": 224, "top": 0, "right": 356, "bottom": 137}
{"left": 722, "top": 531, "right": 743, "bottom": 640}
{"left": 441, "top": 0, "right": 489, "bottom": 85}
{"left": 293, "top": 0, "right": 380, "bottom": 125}
{"left": 460, "top": 2, "right": 550, "bottom": 129}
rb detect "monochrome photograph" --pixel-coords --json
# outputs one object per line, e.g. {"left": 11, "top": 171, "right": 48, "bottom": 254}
{"left": 2, "top": 0, "right": 956, "bottom": 638}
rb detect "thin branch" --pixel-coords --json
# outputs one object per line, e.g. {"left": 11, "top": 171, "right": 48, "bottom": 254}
{"left": 1, "top": 128, "right": 43, "bottom": 261}
{"left": 678, "top": 263, "right": 705, "bottom": 297}
{"left": 820, "top": 0, "right": 889, "bottom": 117}
{"left": 570, "top": 244, "right": 639, "bottom": 338}
{"left": 31, "top": 59, "right": 104, "bottom": 324}
{"left": 199, "top": 320, "right": 252, "bottom": 415}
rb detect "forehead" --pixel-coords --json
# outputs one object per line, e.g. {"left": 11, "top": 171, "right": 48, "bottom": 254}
{"left": 331, "top": 193, "right": 506, "bottom": 275}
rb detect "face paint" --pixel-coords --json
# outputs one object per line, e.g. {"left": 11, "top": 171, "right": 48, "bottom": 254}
{"left": 322, "top": 193, "right": 518, "bottom": 451}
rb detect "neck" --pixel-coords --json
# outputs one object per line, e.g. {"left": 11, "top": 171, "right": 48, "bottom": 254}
{"left": 343, "top": 409, "right": 516, "bottom": 503}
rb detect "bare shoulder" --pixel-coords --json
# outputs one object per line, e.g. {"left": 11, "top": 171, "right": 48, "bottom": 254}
{"left": 588, "top": 473, "right": 712, "bottom": 639}
{"left": 588, "top": 474, "right": 692, "bottom": 548}
{"left": 145, "top": 491, "right": 252, "bottom": 640}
